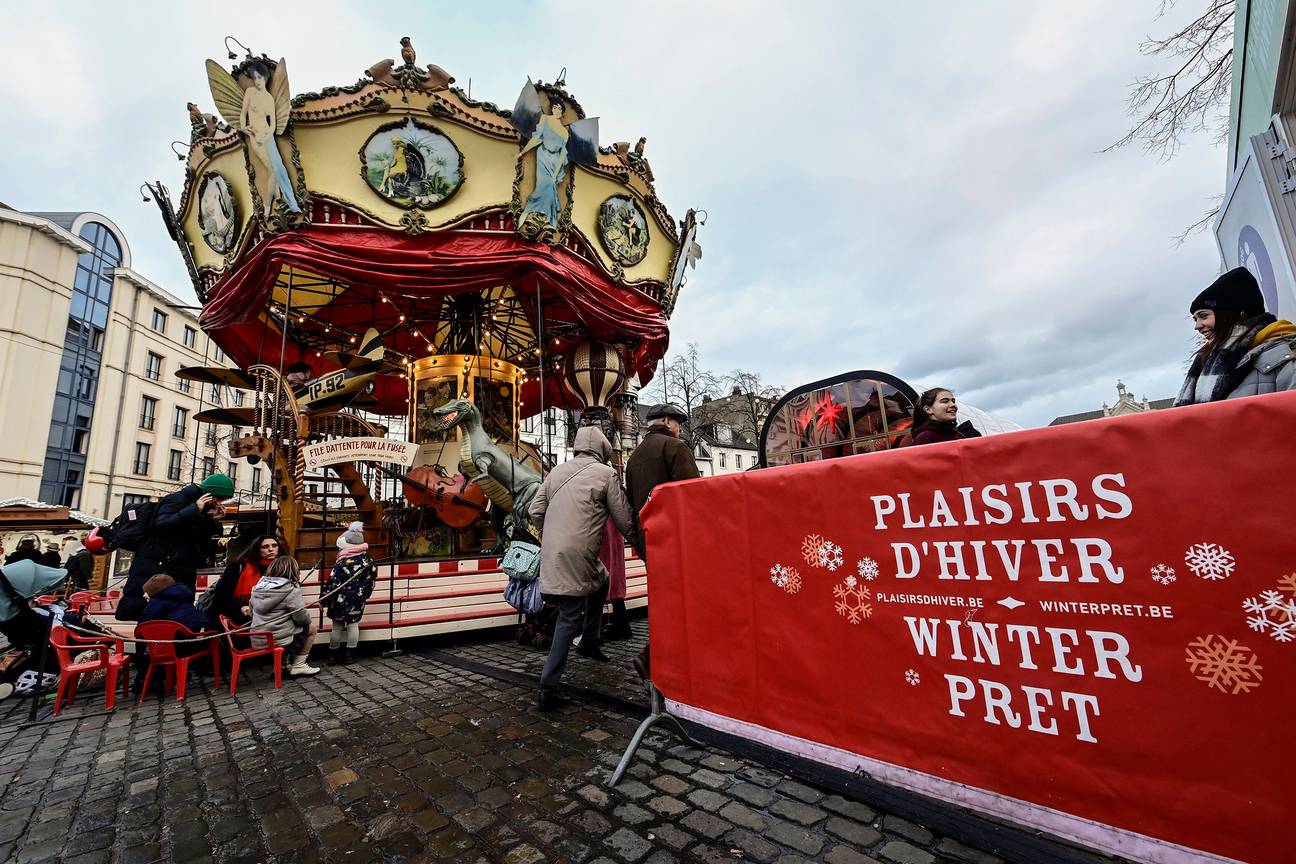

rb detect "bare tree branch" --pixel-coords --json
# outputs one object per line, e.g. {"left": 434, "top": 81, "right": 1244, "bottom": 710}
{"left": 648, "top": 343, "right": 721, "bottom": 425}
{"left": 1107, "top": 0, "right": 1235, "bottom": 160}
{"left": 1171, "top": 194, "right": 1225, "bottom": 246}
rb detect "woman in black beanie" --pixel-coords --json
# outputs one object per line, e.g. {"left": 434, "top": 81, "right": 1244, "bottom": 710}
{"left": 1174, "top": 267, "right": 1296, "bottom": 405}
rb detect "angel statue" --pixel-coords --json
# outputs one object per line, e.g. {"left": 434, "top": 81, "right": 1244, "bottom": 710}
{"left": 206, "top": 58, "right": 302, "bottom": 220}
{"left": 511, "top": 79, "right": 598, "bottom": 240}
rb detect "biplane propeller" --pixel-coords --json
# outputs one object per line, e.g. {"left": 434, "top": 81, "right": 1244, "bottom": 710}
{"left": 180, "top": 328, "right": 404, "bottom": 426}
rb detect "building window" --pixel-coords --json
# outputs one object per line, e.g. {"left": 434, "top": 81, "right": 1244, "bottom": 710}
{"left": 168, "top": 449, "right": 183, "bottom": 481}
{"left": 202, "top": 457, "right": 215, "bottom": 477}
{"left": 139, "top": 395, "right": 157, "bottom": 430}
{"left": 182, "top": 325, "right": 196, "bottom": 348}
{"left": 40, "top": 222, "right": 119, "bottom": 508}
{"left": 226, "top": 462, "right": 238, "bottom": 482}
{"left": 133, "top": 442, "right": 151, "bottom": 475}
{"left": 177, "top": 375, "right": 191, "bottom": 394}
{"left": 123, "top": 493, "right": 150, "bottom": 508}
{"left": 210, "top": 384, "right": 221, "bottom": 403}
{"left": 173, "top": 406, "right": 188, "bottom": 438}
{"left": 234, "top": 390, "right": 244, "bottom": 406}
{"left": 151, "top": 308, "right": 168, "bottom": 333}
{"left": 205, "top": 425, "right": 217, "bottom": 446}
{"left": 719, "top": 452, "right": 727, "bottom": 468}
{"left": 252, "top": 467, "right": 262, "bottom": 492}
{"left": 736, "top": 454, "right": 743, "bottom": 469}
{"left": 145, "top": 351, "right": 162, "bottom": 381}
{"left": 212, "top": 345, "right": 224, "bottom": 363}
{"left": 76, "top": 364, "right": 97, "bottom": 400}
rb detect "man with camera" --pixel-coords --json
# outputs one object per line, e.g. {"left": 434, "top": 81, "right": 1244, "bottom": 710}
{"left": 115, "top": 473, "right": 234, "bottom": 621}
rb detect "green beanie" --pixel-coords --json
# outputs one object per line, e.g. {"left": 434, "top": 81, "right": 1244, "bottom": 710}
{"left": 199, "top": 473, "right": 235, "bottom": 498}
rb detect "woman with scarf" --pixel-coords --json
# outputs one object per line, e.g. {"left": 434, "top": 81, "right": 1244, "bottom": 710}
{"left": 1175, "top": 268, "right": 1296, "bottom": 405}
{"left": 909, "top": 388, "right": 964, "bottom": 446}
{"left": 207, "top": 535, "right": 283, "bottom": 627}
{"left": 322, "top": 522, "right": 377, "bottom": 666}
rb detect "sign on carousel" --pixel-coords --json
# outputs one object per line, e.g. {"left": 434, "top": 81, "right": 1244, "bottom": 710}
{"left": 302, "top": 437, "right": 418, "bottom": 470}
{"left": 643, "top": 392, "right": 1295, "bottom": 864}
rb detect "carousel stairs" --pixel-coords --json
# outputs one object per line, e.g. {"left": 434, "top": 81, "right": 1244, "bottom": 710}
{"left": 293, "top": 524, "right": 390, "bottom": 570}
{"left": 293, "top": 461, "right": 387, "bottom": 569}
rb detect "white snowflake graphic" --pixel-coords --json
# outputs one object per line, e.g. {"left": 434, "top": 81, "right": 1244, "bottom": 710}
{"left": 856, "top": 557, "right": 880, "bottom": 581}
{"left": 1185, "top": 635, "right": 1263, "bottom": 694}
{"left": 1243, "top": 587, "right": 1296, "bottom": 643}
{"left": 817, "top": 541, "right": 844, "bottom": 572}
{"left": 832, "top": 576, "right": 872, "bottom": 624}
{"left": 1150, "top": 564, "right": 1176, "bottom": 586}
{"left": 1184, "top": 542, "right": 1236, "bottom": 581}
{"left": 768, "top": 563, "right": 802, "bottom": 595}
{"left": 904, "top": 669, "right": 920, "bottom": 686}
{"left": 801, "top": 534, "right": 825, "bottom": 566}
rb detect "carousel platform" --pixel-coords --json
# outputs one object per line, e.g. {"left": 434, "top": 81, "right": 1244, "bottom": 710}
{"left": 91, "top": 546, "right": 647, "bottom": 643}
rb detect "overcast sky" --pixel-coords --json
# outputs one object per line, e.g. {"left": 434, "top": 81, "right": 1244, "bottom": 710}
{"left": 0, "top": 1, "right": 1226, "bottom": 426}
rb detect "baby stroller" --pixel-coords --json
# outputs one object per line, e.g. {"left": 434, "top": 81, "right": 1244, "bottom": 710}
{"left": 0, "top": 559, "right": 90, "bottom": 702}
{"left": 514, "top": 601, "right": 560, "bottom": 651}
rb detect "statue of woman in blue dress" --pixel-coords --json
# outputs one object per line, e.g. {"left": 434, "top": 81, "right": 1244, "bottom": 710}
{"left": 520, "top": 99, "right": 570, "bottom": 230}
{"left": 510, "top": 79, "right": 600, "bottom": 240}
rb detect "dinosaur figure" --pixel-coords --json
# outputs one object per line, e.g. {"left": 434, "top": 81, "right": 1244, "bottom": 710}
{"left": 431, "top": 400, "right": 542, "bottom": 546}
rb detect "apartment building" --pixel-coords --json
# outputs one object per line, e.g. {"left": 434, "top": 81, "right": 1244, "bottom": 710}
{"left": 0, "top": 208, "right": 244, "bottom": 519}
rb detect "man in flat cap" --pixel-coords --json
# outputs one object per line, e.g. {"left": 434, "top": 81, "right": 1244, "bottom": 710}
{"left": 623, "top": 403, "right": 700, "bottom": 679}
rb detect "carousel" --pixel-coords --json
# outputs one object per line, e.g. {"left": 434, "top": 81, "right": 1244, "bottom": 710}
{"left": 137, "top": 36, "right": 702, "bottom": 641}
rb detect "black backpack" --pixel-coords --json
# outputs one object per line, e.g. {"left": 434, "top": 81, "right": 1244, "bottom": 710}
{"left": 102, "top": 500, "right": 159, "bottom": 551}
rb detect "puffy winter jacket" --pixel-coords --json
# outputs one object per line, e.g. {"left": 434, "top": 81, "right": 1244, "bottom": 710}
{"left": 528, "top": 427, "right": 634, "bottom": 597}
{"left": 1226, "top": 326, "right": 1296, "bottom": 399}
{"left": 139, "top": 584, "right": 210, "bottom": 634}
{"left": 249, "top": 575, "right": 311, "bottom": 649}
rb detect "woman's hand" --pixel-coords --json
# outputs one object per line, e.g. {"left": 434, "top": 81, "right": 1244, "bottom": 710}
{"left": 241, "top": 604, "right": 251, "bottom": 617}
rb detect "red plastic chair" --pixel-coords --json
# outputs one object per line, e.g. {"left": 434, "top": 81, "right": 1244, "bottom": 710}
{"left": 47, "top": 626, "right": 130, "bottom": 715}
{"left": 35, "top": 595, "right": 58, "bottom": 605}
{"left": 66, "top": 592, "right": 107, "bottom": 615}
{"left": 133, "top": 621, "right": 222, "bottom": 701}
{"left": 219, "top": 615, "right": 283, "bottom": 694}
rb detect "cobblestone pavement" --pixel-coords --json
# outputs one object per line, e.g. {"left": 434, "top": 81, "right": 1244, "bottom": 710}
{"left": 0, "top": 622, "right": 1103, "bottom": 864}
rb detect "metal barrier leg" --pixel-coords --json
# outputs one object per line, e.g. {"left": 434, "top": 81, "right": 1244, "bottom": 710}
{"left": 608, "top": 682, "right": 694, "bottom": 787}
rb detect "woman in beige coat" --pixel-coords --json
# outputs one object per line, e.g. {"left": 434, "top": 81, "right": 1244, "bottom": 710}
{"left": 528, "top": 426, "right": 635, "bottom": 710}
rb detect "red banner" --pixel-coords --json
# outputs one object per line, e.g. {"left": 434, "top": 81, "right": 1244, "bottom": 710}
{"left": 643, "top": 392, "right": 1296, "bottom": 864}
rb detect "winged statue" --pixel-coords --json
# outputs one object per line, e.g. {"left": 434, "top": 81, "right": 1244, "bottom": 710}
{"left": 206, "top": 57, "right": 302, "bottom": 220}
{"left": 510, "top": 79, "right": 599, "bottom": 238}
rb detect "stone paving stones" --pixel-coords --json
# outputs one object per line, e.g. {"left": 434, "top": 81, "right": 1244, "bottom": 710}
{"left": 0, "top": 620, "right": 1089, "bottom": 864}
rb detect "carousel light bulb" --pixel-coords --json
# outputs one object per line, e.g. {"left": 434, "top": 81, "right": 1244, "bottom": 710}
{"left": 299, "top": 316, "right": 305, "bottom": 323}
{"left": 350, "top": 337, "right": 357, "bottom": 344}
{"left": 399, "top": 315, "right": 406, "bottom": 321}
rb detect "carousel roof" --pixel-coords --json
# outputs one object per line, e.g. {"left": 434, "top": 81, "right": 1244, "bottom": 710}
{"left": 158, "top": 38, "right": 703, "bottom": 417}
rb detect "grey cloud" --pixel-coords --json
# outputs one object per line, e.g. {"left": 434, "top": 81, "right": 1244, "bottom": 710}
{"left": 0, "top": 1, "right": 1228, "bottom": 428}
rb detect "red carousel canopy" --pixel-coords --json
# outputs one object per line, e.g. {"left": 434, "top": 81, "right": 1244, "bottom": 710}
{"left": 199, "top": 227, "right": 670, "bottom": 416}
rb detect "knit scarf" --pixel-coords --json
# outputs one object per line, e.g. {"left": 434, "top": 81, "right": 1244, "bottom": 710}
{"left": 919, "top": 418, "right": 958, "bottom": 435}
{"left": 236, "top": 559, "right": 272, "bottom": 600}
{"left": 1175, "top": 313, "right": 1276, "bottom": 406}
{"left": 336, "top": 543, "right": 369, "bottom": 561}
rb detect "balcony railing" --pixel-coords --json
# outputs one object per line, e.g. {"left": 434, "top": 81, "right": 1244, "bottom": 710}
{"left": 139, "top": 416, "right": 155, "bottom": 431}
